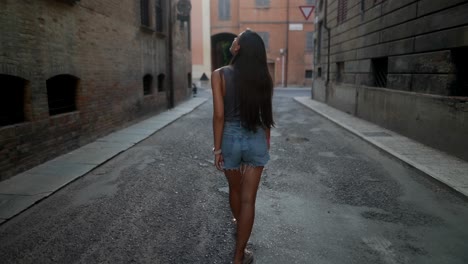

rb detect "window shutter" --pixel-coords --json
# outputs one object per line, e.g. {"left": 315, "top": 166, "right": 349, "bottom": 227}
{"left": 337, "top": 0, "right": 348, "bottom": 24}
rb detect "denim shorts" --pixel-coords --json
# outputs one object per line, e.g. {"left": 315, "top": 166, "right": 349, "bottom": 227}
{"left": 221, "top": 121, "right": 270, "bottom": 170}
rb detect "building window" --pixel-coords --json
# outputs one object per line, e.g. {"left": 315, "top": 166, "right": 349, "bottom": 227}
{"left": 155, "top": 0, "right": 164, "bottom": 32}
{"left": 140, "top": 0, "right": 150, "bottom": 27}
{"left": 47, "top": 74, "right": 78, "bottom": 115}
{"left": 257, "top": 32, "right": 270, "bottom": 50}
{"left": 219, "top": 0, "right": 230, "bottom": 20}
{"left": 306, "top": 32, "right": 314, "bottom": 51}
{"left": 317, "top": 67, "right": 322, "bottom": 78}
{"left": 337, "top": 0, "right": 348, "bottom": 24}
{"left": 336, "top": 62, "right": 344, "bottom": 83}
{"left": 143, "top": 74, "right": 153, "bottom": 95}
{"left": 306, "top": 0, "right": 315, "bottom": 5}
{"left": 256, "top": 0, "right": 270, "bottom": 8}
{"left": 316, "top": 22, "right": 322, "bottom": 63}
{"left": 158, "top": 74, "right": 165, "bottom": 92}
{"left": 187, "top": 73, "right": 192, "bottom": 88}
{"left": 305, "top": 70, "right": 313, "bottom": 79}
{"left": 0, "top": 74, "right": 26, "bottom": 126}
{"left": 452, "top": 48, "right": 468, "bottom": 96}
{"left": 372, "top": 57, "right": 388, "bottom": 88}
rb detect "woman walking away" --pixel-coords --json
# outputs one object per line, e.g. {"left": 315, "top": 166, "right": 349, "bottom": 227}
{"left": 211, "top": 29, "right": 274, "bottom": 264}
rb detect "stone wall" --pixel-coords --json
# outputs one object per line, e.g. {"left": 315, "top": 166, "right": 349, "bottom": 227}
{"left": 313, "top": 0, "right": 468, "bottom": 161}
{"left": 0, "top": 0, "right": 192, "bottom": 180}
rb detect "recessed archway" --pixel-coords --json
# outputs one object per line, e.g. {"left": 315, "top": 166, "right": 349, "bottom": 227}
{"left": 211, "top": 32, "right": 237, "bottom": 71}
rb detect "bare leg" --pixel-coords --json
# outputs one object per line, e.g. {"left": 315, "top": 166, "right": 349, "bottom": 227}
{"left": 233, "top": 166, "right": 263, "bottom": 263}
{"left": 225, "top": 169, "right": 242, "bottom": 221}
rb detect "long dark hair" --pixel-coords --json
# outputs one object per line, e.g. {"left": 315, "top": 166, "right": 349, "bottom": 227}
{"left": 230, "top": 30, "right": 274, "bottom": 132}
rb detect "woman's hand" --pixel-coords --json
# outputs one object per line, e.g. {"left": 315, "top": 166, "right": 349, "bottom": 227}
{"left": 266, "top": 128, "right": 271, "bottom": 151}
{"left": 215, "top": 153, "right": 224, "bottom": 171}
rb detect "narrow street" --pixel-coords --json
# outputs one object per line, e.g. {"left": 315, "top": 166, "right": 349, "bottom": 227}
{"left": 0, "top": 88, "right": 467, "bottom": 264}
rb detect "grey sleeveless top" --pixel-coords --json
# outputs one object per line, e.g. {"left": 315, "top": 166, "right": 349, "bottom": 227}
{"left": 221, "top": 66, "right": 240, "bottom": 122}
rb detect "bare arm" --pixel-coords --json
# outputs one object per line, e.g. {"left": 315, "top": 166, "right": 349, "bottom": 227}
{"left": 211, "top": 70, "right": 225, "bottom": 170}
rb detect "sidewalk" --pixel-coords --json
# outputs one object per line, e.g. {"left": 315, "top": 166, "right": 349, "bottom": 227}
{"left": 294, "top": 97, "right": 468, "bottom": 198}
{"left": 0, "top": 97, "right": 208, "bottom": 225}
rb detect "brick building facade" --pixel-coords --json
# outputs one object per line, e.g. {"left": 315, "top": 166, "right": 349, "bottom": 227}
{"left": 210, "top": 0, "right": 316, "bottom": 87}
{"left": 0, "top": 0, "right": 193, "bottom": 180}
{"left": 313, "top": 0, "right": 468, "bottom": 161}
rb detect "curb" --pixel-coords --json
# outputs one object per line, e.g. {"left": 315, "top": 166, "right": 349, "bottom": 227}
{"left": 0, "top": 97, "right": 208, "bottom": 225}
{"left": 293, "top": 97, "right": 468, "bottom": 198}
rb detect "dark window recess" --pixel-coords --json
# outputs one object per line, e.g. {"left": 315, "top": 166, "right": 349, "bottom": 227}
{"left": 258, "top": 32, "right": 270, "bottom": 50}
{"left": 143, "top": 74, "right": 153, "bottom": 95}
{"left": 305, "top": 70, "right": 313, "bottom": 79}
{"left": 316, "top": 22, "right": 322, "bottom": 63}
{"left": 141, "top": 0, "right": 150, "bottom": 27}
{"left": 337, "top": 0, "right": 348, "bottom": 24}
{"left": 47, "top": 74, "right": 78, "bottom": 115}
{"left": 188, "top": 73, "right": 192, "bottom": 88}
{"left": 256, "top": 0, "right": 270, "bottom": 8}
{"left": 219, "top": 0, "right": 231, "bottom": 20}
{"left": 336, "top": 62, "right": 344, "bottom": 83}
{"left": 158, "top": 74, "right": 165, "bottom": 92}
{"left": 155, "top": 0, "right": 164, "bottom": 32}
{"left": 452, "top": 48, "right": 468, "bottom": 96}
{"left": 372, "top": 57, "right": 388, "bottom": 88}
{"left": 0, "top": 74, "right": 26, "bottom": 126}
{"left": 317, "top": 67, "right": 322, "bottom": 78}
{"left": 306, "top": 32, "right": 314, "bottom": 51}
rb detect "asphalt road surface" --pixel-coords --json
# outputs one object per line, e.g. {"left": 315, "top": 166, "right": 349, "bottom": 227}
{"left": 1, "top": 88, "right": 467, "bottom": 264}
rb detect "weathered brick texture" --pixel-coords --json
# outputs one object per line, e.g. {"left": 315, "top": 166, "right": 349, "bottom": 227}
{"left": 0, "top": 0, "right": 192, "bottom": 180}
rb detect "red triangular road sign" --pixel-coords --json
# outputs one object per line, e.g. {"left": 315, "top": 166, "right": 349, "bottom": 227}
{"left": 299, "top": 6, "right": 315, "bottom": 20}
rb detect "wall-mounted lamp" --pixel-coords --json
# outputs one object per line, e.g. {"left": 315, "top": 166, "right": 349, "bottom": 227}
{"left": 177, "top": 0, "right": 192, "bottom": 29}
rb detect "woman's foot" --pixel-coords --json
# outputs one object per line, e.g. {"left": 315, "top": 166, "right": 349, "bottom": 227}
{"left": 233, "top": 249, "right": 254, "bottom": 264}
{"left": 243, "top": 249, "right": 254, "bottom": 264}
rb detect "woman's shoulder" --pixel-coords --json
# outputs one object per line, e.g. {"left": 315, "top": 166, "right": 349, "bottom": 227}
{"left": 214, "top": 65, "right": 233, "bottom": 73}
{"left": 212, "top": 66, "right": 232, "bottom": 80}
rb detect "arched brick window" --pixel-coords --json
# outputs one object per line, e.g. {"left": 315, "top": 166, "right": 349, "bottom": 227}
{"left": 0, "top": 74, "right": 27, "bottom": 126}
{"left": 143, "top": 74, "right": 153, "bottom": 95}
{"left": 46, "top": 74, "right": 78, "bottom": 115}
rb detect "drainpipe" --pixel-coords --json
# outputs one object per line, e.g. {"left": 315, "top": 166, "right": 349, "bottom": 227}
{"left": 284, "top": 0, "right": 290, "bottom": 87}
{"left": 323, "top": 0, "right": 331, "bottom": 102}
{"left": 168, "top": 1, "right": 175, "bottom": 108}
